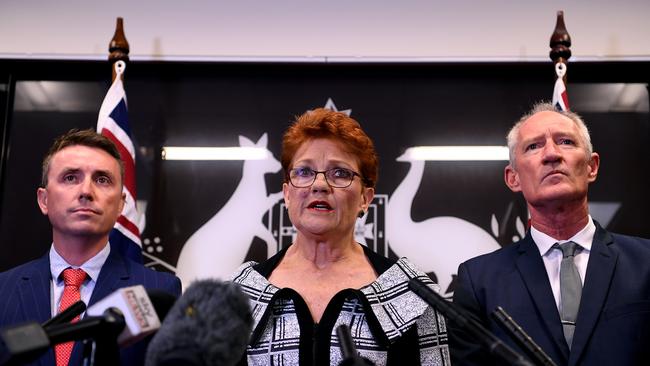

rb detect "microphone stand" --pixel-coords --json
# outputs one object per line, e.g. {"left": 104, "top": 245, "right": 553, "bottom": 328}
{"left": 336, "top": 325, "right": 374, "bottom": 366}
{"left": 42, "top": 300, "right": 87, "bottom": 330}
{"left": 491, "top": 307, "right": 557, "bottom": 366}
{"left": 47, "top": 308, "right": 124, "bottom": 366}
{"left": 408, "top": 279, "right": 534, "bottom": 366}
{"left": 83, "top": 309, "right": 123, "bottom": 366}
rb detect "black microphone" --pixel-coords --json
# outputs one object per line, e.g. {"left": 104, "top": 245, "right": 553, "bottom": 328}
{"left": 336, "top": 324, "right": 374, "bottom": 366}
{"left": 0, "top": 322, "right": 50, "bottom": 365}
{"left": 407, "top": 278, "right": 534, "bottom": 366}
{"left": 1, "top": 299, "right": 88, "bottom": 364}
{"left": 42, "top": 300, "right": 87, "bottom": 330}
{"left": 145, "top": 279, "right": 253, "bottom": 366}
{"left": 147, "top": 290, "right": 177, "bottom": 323}
{"left": 0, "top": 286, "right": 171, "bottom": 366}
{"left": 491, "top": 306, "right": 557, "bottom": 366}
{"left": 0, "top": 308, "right": 125, "bottom": 366}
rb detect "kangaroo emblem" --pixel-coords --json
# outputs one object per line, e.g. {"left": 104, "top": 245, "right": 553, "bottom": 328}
{"left": 176, "top": 133, "right": 283, "bottom": 288}
{"left": 386, "top": 147, "right": 501, "bottom": 295}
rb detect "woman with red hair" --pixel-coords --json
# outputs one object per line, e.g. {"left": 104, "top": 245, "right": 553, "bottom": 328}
{"left": 232, "top": 108, "right": 450, "bottom": 365}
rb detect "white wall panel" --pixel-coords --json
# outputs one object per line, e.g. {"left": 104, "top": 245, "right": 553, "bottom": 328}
{"left": 1, "top": 0, "right": 649, "bottom": 60}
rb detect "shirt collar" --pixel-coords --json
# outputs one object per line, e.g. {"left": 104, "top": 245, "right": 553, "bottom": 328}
{"left": 49, "top": 242, "right": 111, "bottom": 284}
{"left": 531, "top": 215, "right": 595, "bottom": 256}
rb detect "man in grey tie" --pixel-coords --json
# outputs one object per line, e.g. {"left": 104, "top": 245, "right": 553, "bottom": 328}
{"left": 449, "top": 102, "right": 650, "bottom": 366}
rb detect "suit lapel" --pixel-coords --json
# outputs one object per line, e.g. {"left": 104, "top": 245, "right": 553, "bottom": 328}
{"left": 568, "top": 224, "right": 617, "bottom": 366}
{"left": 18, "top": 254, "right": 52, "bottom": 324}
{"left": 515, "top": 234, "right": 570, "bottom": 362}
{"left": 87, "top": 248, "right": 130, "bottom": 306}
{"left": 17, "top": 254, "right": 56, "bottom": 366}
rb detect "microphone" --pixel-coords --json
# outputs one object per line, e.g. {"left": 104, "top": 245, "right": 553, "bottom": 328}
{"left": 85, "top": 285, "right": 163, "bottom": 347}
{"left": 491, "top": 306, "right": 557, "bottom": 366}
{"left": 145, "top": 279, "right": 253, "bottom": 366}
{"left": 1, "top": 300, "right": 86, "bottom": 365}
{"left": 0, "top": 322, "right": 50, "bottom": 365}
{"left": 0, "top": 308, "right": 125, "bottom": 366}
{"left": 0, "top": 301, "right": 89, "bottom": 365}
{"left": 0, "top": 286, "right": 172, "bottom": 366}
{"left": 147, "top": 289, "right": 177, "bottom": 323}
{"left": 407, "top": 278, "right": 534, "bottom": 366}
{"left": 42, "top": 300, "right": 87, "bottom": 330}
{"left": 336, "top": 324, "right": 374, "bottom": 366}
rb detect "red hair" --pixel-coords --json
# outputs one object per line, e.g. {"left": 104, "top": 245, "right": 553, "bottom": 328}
{"left": 281, "top": 108, "right": 378, "bottom": 188}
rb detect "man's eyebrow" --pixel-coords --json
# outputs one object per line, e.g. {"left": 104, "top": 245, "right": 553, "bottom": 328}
{"left": 93, "top": 169, "right": 116, "bottom": 178}
{"left": 519, "top": 134, "right": 544, "bottom": 146}
{"left": 59, "top": 167, "right": 81, "bottom": 175}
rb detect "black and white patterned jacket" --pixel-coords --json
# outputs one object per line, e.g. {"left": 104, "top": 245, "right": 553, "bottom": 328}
{"left": 231, "top": 245, "right": 451, "bottom": 366}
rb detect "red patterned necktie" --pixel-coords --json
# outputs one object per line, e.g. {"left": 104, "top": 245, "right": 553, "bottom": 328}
{"left": 55, "top": 268, "right": 87, "bottom": 366}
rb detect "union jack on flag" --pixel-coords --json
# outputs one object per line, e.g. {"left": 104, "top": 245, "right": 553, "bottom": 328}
{"left": 97, "top": 61, "right": 144, "bottom": 263}
{"left": 552, "top": 63, "right": 570, "bottom": 111}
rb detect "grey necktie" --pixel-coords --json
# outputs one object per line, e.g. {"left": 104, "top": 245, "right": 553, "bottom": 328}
{"left": 553, "top": 241, "right": 582, "bottom": 349}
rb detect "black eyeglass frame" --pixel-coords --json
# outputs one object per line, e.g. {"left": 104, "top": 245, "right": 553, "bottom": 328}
{"left": 287, "top": 167, "right": 364, "bottom": 188}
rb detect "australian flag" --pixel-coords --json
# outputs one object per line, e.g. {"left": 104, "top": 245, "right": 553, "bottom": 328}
{"left": 552, "top": 73, "right": 570, "bottom": 111}
{"left": 97, "top": 61, "right": 144, "bottom": 263}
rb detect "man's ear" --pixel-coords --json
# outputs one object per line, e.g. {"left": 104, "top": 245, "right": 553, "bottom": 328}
{"left": 119, "top": 192, "right": 126, "bottom": 214}
{"left": 587, "top": 152, "right": 600, "bottom": 183}
{"left": 37, "top": 187, "right": 48, "bottom": 215}
{"left": 504, "top": 164, "right": 522, "bottom": 193}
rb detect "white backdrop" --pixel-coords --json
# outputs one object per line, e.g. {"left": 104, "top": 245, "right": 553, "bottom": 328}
{"left": 1, "top": 0, "right": 649, "bottom": 60}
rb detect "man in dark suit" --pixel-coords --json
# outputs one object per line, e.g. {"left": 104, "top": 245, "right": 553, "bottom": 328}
{"left": 449, "top": 103, "right": 650, "bottom": 366}
{"left": 0, "top": 129, "right": 181, "bottom": 366}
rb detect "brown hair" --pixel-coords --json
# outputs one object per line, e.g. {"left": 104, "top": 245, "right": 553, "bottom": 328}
{"left": 41, "top": 129, "right": 124, "bottom": 187}
{"left": 281, "top": 108, "right": 378, "bottom": 188}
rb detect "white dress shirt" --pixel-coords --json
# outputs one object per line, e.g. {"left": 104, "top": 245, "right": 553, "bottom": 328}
{"left": 49, "top": 243, "right": 111, "bottom": 317}
{"left": 530, "top": 216, "right": 595, "bottom": 313}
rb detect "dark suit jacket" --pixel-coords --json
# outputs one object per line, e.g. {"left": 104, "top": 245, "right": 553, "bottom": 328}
{"left": 449, "top": 223, "right": 650, "bottom": 366}
{"left": 0, "top": 247, "right": 181, "bottom": 366}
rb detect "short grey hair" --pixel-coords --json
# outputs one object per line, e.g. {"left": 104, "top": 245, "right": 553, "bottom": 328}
{"left": 506, "top": 102, "right": 593, "bottom": 167}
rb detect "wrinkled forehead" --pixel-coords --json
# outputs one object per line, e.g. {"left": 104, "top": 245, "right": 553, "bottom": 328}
{"left": 50, "top": 145, "right": 121, "bottom": 175}
{"left": 292, "top": 138, "right": 360, "bottom": 169}
{"left": 519, "top": 111, "right": 579, "bottom": 139}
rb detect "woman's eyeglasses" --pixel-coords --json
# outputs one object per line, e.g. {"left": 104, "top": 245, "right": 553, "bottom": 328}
{"left": 288, "top": 167, "right": 362, "bottom": 188}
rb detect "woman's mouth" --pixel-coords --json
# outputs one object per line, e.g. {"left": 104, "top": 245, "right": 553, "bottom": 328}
{"left": 307, "top": 201, "right": 333, "bottom": 211}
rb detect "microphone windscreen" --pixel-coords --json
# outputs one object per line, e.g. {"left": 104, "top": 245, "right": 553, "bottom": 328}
{"left": 145, "top": 279, "right": 253, "bottom": 366}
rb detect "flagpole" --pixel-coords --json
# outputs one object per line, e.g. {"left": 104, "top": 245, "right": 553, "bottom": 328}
{"left": 99, "top": 18, "right": 144, "bottom": 263}
{"left": 549, "top": 11, "right": 571, "bottom": 86}
{"left": 109, "top": 17, "right": 130, "bottom": 82}
{"left": 550, "top": 11, "right": 572, "bottom": 111}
